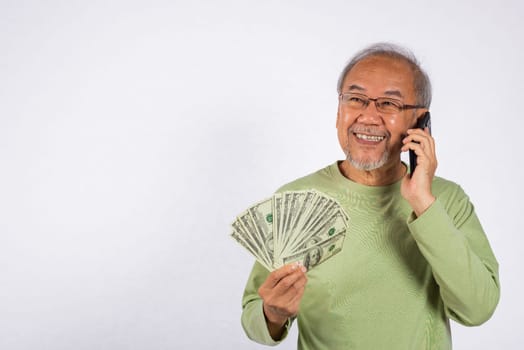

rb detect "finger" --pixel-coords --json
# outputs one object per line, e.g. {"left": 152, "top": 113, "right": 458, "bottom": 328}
{"left": 260, "top": 267, "right": 307, "bottom": 302}
{"left": 262, "top": 273, "right": 307, "bottom": 316}
{"left": 402, "top": 134, "right": 432, "bottom": 154}
{"left": 416, "top": 126, "right": 435, "bottom": 157}
{"left": 271, "top": 267, "right": 307, "bottom": 296}
{"left": 264, "top": 262, "right": 304, "bottom": 288}
{"left": 292, "top": 273, "right": 308, "bottom": 290}
{"left": 404, "top": 145, "right": 435, "bottom": 177}
{"left": 272, "top": 275, "right": 307, "bottom": 312}
{"left": 405, "top": 130, "right": 436, "bottom": 165}
{"left": 288, "top": 283, "right": 307, "bottom": 305}
{"left": 285, "top": 282, "right": 307, "bottom": 311}
{"left": 401, "top": 140, "right": 425, "bottom": 154}
{"left": 411, "top": 144, "right": 428, "bottom": 162}
{"left": 426, "top": 128, "right": 436, "bottom": 158}
{"left": 407, "top": 126, "right": 430, "bottom": 136}
{"left": 406, "top": 128, "right": 435, "bottom": 153}
{"left": 404, "top": 129, "right": 429, "bottom": 143}
{"left": 278, "top": 272, "right": 308, "bottom": 300}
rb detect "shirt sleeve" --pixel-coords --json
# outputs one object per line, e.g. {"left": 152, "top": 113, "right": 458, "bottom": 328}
{"left": 407, "top": 188, "right": 500, "bottom": 326}
{"left": 240, "top": 262, "right": 294, "bottom": 345}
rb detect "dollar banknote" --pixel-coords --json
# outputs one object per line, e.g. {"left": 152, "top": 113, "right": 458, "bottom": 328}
{"left": 231, "top": 189, "right": 350, "bottom": 271}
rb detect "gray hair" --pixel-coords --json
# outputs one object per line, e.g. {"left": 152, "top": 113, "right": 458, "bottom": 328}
{"left": 336, "top": 43, "right": 432, "bottom": 108}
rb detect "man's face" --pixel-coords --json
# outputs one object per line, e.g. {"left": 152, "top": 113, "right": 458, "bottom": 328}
{"left": 336, "top": 56, "right": 422, "bottom": 171}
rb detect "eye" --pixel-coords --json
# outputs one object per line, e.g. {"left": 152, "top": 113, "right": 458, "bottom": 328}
{"left": 342, "top": 94, "right": 367, "bottom": 106}
{"left": 378, "top": 99, "right": 402, "bottom": 111}
{"left": 381, "top": 100, "right": 399, "bottom": 107}
{"left": 349, "top": 96, "right": 365, "bottom": 103}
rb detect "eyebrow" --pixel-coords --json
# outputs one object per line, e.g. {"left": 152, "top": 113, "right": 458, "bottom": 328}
{"left": 347, "top": 85, "right": 404, "bottom": 99}
{"left": 347, "top": 84, "right": 365, "bottom": 92}
{"left": 384, "top": 90, "right": 403, "bottom": 98}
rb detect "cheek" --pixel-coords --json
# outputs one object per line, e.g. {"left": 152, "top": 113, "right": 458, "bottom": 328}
{"left": 337, "top": 110, "right": 356, "bottom": 129}
{"left": 386, "top": 117, "right": 411, "bottom": 136}
{"left": 387, "top": 116, "right": 406, "bottom": 128}
{"left": 336, "top": 125, "right": 351, "bottom": 152}
{"left": 336, "top": 110, "right": 350, "bottom": 138}
{"left": 337, "top": 115, "right": 352, "bottom": 135}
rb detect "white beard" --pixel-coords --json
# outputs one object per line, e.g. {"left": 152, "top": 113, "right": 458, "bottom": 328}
{"left": 345, "top": 148, "right": 390, "bottom": 171}
{"left": 344, "top": 126, "right": 391, "bottom": 171}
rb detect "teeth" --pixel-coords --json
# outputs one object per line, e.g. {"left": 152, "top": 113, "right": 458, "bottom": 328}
{"left": 355, "top": 133, "right": 385, "bottom": 142}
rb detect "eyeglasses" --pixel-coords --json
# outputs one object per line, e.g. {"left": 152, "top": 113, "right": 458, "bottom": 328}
{"left": 339, "top": 92, "right": 425, "bottom": 114}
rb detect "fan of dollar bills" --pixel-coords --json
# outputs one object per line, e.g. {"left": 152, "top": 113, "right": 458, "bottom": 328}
{"left": 231, "top": 189, "right": 349, "bottom": 271}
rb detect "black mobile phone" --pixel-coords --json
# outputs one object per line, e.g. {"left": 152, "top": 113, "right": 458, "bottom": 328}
{"left": 409, "top": 111, "right": 431, "bottom": 176}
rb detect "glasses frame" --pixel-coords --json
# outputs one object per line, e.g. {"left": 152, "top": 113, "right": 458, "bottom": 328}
{"left": 339, "top": 92, "right": 425, "bottom": 114}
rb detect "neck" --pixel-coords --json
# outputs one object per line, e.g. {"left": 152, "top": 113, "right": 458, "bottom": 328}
{"left": 338, "top": 159, "right": 406, "bottom": 186}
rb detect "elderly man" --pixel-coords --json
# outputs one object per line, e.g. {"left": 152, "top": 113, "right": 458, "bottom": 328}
{"left": 239, "top": 43, "right": 500, "bottom": 349}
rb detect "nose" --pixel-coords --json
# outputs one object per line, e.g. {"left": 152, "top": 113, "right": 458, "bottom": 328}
{"left": 357, "top": 100, "right": 383, "bottom": 124}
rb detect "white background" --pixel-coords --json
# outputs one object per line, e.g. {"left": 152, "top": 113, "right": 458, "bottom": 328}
{"left": 1, "top": 1, "right": 522, "bottom": 349}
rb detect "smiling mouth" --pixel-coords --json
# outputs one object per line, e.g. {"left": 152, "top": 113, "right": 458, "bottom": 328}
{"left": 355, "top": 133, "right": 385, "bottom": 142}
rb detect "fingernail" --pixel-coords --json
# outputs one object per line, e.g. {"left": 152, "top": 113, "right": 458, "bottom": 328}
{"left": 294, "top": 261, "right": 307, "bottom": 272}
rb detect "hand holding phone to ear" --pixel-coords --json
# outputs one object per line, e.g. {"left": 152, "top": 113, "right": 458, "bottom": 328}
{"left": 401, "top": 112, "right": 437, "bottom": 217}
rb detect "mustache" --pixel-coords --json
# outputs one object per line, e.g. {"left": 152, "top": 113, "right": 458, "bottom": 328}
{"left": 348, "top": 124, "right": 391, "bottom": 138}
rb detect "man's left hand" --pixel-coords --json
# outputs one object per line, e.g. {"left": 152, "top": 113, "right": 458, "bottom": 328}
{"left": 401, "top": 127, "right": 437, "bottom": 217}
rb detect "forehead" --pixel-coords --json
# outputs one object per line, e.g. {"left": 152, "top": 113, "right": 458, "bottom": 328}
{"left": 342, "top": 56, "right": 416, "bottom": 98}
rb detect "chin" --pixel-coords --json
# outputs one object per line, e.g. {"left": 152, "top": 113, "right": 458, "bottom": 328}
{"left": 346, "top": 151, "right": 390, "bottom": 171}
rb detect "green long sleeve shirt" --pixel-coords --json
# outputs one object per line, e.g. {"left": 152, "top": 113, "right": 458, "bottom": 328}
{"left": 241, "top": 162, "right": 500, "bottom": 349}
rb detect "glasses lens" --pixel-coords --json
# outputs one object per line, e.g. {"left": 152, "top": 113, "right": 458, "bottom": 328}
{"left": 376, "top": 98, "right": 402, "bottom": 113}
{"left": 341, "top": 93, "right": 367, "bottom": 109}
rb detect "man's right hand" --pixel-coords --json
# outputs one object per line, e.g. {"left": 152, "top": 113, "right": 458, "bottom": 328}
{"left": 258, "top": 262, "right": 308, "bottom": 340}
